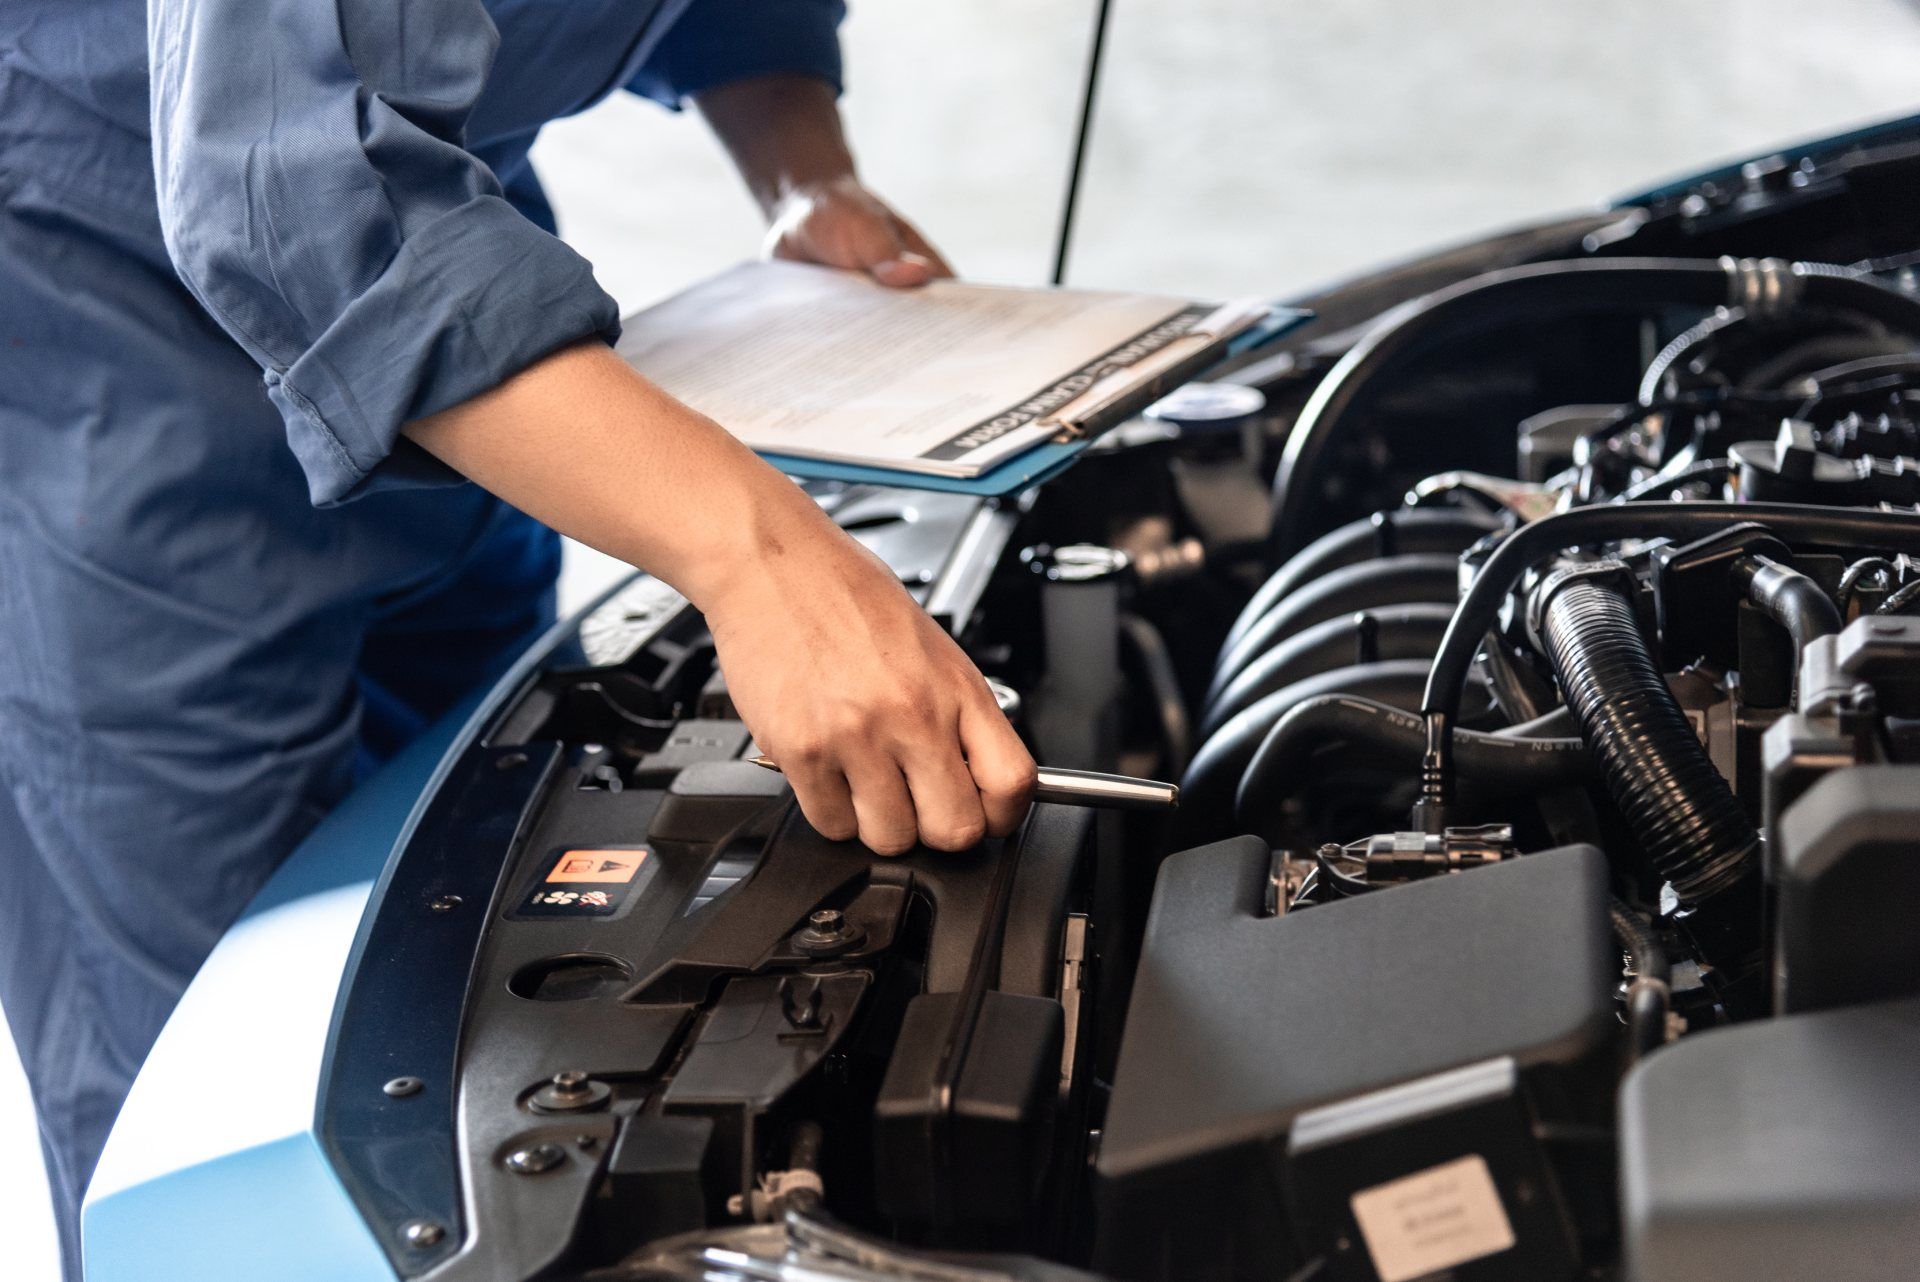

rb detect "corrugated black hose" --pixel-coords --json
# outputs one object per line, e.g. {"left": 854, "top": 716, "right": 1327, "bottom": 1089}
{"left": 1538, "top": 572, "right": 1757, "bottom": 903}
{"left": 1417, "top": 502, "right": 1920, "bottom": 829}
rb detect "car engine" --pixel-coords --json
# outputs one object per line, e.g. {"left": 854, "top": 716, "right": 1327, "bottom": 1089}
{"left": 307, "top": 131, "right": 1920, "bottom": 1282}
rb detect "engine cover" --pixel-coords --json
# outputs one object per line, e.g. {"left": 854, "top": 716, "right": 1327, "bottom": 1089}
{"left": 1096, "top": 840, "right": 1614, "bottom": 1281}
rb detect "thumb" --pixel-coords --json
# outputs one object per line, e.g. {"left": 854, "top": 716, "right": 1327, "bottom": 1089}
{"left": 845, "top": 215, "right": 933, "bottom": 289}
{"left": 869, "top": 251, "right": 936, "bottom": 289}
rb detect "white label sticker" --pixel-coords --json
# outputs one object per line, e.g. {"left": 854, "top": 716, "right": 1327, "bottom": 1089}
{"left": 1349, "top": 1154, "right": 1517, "bottom": 1282}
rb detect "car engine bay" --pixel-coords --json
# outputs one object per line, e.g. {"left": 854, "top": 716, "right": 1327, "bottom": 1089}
{"left": 318, "top": 129, "right": 1920, "bottom": 1282}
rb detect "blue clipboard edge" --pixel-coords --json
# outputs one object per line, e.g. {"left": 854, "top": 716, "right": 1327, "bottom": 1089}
{"left": 760, "top": 305, "right": 1313, "bottom": 498}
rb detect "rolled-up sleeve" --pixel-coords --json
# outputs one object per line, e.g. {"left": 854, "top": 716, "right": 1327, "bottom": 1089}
{"left": 627, "top": 0, "right": 847, "bottom": 108}
{"left": 148, "top": 0, "right": 621, "bottom": 505}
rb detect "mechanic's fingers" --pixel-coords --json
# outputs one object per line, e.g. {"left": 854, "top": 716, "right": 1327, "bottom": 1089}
{"left": 869, "top": 250, "right": 936, "bottom": 289}
{"left": 845, "top": 756, "right": 920, "bottom": 857}
{"left": 901, "top": 737, "right": 990, "bottom": 852}
{"left": 890, "top": 216, "right": 955, "bottom": 279}
{"left": 959, "top": 692, "right": 1038, "bottom": 837}
{"left": 783, "top": 752, "right": 858, "bottom": 843}
{"left": 838, "top": 209, "right": 932, "bottom": 289}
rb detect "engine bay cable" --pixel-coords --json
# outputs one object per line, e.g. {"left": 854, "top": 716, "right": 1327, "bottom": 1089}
{"left": 1233, "top": 693, "right": 1592, "bottom": 835}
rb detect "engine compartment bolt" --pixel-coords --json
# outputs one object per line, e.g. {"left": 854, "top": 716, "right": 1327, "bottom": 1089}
{"left": 528, "top": 1069, "right": 611, "bottom": 1114}
{"left": 794, "top": 907, "right": 865, "bottom": 957}
{"left": 505, "top": 1143, "right": 566, "bottom": 1175}
{"left": 399, "top": 1219, "right": 445, "bottom": 1248}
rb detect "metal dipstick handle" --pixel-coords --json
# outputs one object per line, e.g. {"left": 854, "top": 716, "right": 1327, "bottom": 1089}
{"left": 749, "top": 756, "right": 1177, "bottom": 812}
{"left": 1033, "top": 766, "right": 1179, "bottom": 811}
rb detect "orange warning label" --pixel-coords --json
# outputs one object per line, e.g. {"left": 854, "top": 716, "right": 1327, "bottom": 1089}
{"left": 545, "top": 848, "right": 648, "bottom": 884}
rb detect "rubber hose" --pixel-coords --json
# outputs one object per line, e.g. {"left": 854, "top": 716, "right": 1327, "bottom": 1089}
{"left": 1607, "top": 898, "right": 1670, "bottom": 984}
{"left": 1269, "top": 258, "right": 1920, "bottom": 558}
{"left": 1223, "top": 508, "right": 1499, "bottom": 655}
{"left": 1506, "top": 705, "right": 1578, "bottom": 738}
{"left": 1209, "top": 554, "right": 1460, "bottom": 703}
{"left": 1118, "top": 612, "right": 1192, "bottom": 776}
{"left": 1540, "top": 576, "right": 1757, "bottom": 902}
{"left": 1232, "top": 694, "right": 1592, "bottom": 834}
{"left": 1608, "top": 898, "right": 1671, "bottom": 1062}
{"left": 1201, "top": 603, "right": 1454, "bottom": 741}
{"left": 1624, "top": 983, "right": 1670, "bottom": 1063}
{"left": 1799, "top": 351, "right": 1920, "bottom": 391}
{"left": 1739, "top": 331, "right": 1910, "bottom": 393}
{"left": 1421, "top": 502, "right": 1920, "bottom": 776}
{"left": 1731, "top": 554, "right": 1842, "bottom": 653}
{"left": 1180, "top": 661, "right": 1436, "bottom": 843}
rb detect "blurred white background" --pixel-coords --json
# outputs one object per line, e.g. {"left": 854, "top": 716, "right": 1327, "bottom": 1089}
{"left": 7, "top": 1, "right": 1920, "bottom": 1275}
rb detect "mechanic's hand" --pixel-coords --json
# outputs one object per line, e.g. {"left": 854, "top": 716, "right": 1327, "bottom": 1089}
{"left": 766, "top": 175, "right": 954, "bottom": 289}
{"left": 702, "top": 523, "right": 1034, "bottom": 856}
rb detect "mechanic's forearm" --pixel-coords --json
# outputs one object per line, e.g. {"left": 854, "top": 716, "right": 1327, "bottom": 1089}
{"left": 401, "top": 339, "right": 839, "bottom": 611}
{"left": 403, "top": 337, "right": 1036, "bottom": 855}
{"left": 695, "top": 74, "right": 856, "bottom": 219}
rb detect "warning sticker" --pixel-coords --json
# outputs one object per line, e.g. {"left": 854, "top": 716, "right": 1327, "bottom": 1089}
{"left": 545, "top": 849, "right": 648, "bottom": 884}
{"left": 512, "top": 847, "right": 652, "bottom": 920}
{"left": 1349, "top": 1154, "right": 1516, "bottom": 1282}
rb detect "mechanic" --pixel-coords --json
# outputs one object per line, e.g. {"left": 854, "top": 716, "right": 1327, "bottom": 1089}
{"left": 0, "top": 1, "right": 1037, "bottom": 1272}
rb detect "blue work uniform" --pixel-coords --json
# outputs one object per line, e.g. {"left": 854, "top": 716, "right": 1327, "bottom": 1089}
{"left": 0, "top": 1, "right": 844, "bottom": 1273}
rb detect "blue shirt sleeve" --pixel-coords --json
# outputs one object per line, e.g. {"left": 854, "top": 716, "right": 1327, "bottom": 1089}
{"left": 628, "top": 0, "right": 847, "bottom": 108}
{"left": 148, "top": 0, "right": 622, "bottom": 506}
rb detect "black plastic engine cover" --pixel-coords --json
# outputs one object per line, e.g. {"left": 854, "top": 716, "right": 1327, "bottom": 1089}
{"left": 1773, "top": 764, "right": 1920, "bottom": 1014}
{"left": 874, "top": 989, "right": 1065, "bottom": 1228}
{"left": 1621, "top": 995, "right": 1920, "bottom": 1282}
{"left": 1094, "top": 839, "right": 1613, "bottom": 1281}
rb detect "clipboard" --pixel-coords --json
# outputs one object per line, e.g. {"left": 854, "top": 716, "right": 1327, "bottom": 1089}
{"left": 759, "top": 305, "right": 1311, "bottom": 496}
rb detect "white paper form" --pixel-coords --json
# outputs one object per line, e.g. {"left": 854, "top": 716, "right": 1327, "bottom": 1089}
{"left": 613, "top": 261, "right": 1204, "bottom": 478}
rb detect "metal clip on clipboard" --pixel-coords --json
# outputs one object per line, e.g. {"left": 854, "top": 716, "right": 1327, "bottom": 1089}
{"left": 1040, "top": 299, "right": 1275, "bottom": 442}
